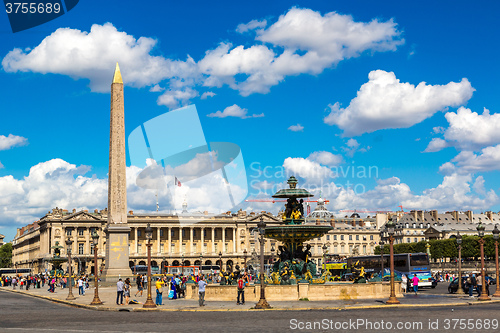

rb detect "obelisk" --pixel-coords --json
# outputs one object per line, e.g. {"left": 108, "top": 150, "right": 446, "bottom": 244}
{"left": 102, "top": 63, "right": 131, "bottom": 279}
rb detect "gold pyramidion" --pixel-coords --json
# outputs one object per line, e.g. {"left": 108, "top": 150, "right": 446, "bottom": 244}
{"left": 113, "top": 63, "right": 123, "bottom": 84}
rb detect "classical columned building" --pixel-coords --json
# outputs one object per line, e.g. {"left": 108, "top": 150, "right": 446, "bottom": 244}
{"left": 12, "top": 207, "right": 282, "bottom": 275}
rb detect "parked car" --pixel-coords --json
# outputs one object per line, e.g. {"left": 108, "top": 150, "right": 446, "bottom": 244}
{"left": 448, "top": 277, "right": 468, "bottom": 294}
{"left": 430, "top": 278, "right": 437, "bottom": 288}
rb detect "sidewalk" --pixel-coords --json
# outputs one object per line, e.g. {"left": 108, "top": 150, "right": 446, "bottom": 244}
{"left": 2, "top": 285, "right": 500, "bottom": 312}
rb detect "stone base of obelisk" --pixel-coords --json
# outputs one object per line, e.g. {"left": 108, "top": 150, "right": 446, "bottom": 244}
{"left": 101, "top": 225, "right": 132, "bottom": 284}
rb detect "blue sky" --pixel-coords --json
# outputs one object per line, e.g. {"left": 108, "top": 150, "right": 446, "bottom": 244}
{"left": 1, "top": 1, "right": 500, "bottom": 242}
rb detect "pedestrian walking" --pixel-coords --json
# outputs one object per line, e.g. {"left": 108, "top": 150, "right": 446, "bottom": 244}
{"left": 467, "top": 273, "right": 476, "bottom": 297}
{"left": 77, "top": 277, "right": 84, "bottom": 295}
{"left": 401, "top": 274, "right": 407, "bottom": 293}
{"left": 135, "top": 274, "right": 143, "bottom": 297}
{"left": 477, "top": 273, "right": 483, "bottom": 297}
{"left": 116, "top": 278, "right": 124, "bottom": 305}
{"left": 155, "top": 278, "right": 164, "bottom": 305}
{"left": 236, "top": 275, "right": 245, "bottom": 305}
{"left": 124, "top": 278, "right": 131, "bottom": 305}
{"left": 412, "top": 274, "right": 419, "bottom": 295}
{"left": 198, "top": 276, "right": 207, "bottom": 307}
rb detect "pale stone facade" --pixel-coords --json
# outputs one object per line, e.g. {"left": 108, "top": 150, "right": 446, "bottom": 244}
{"left": 0, "top": 233, "right": 5, "bottom": 246}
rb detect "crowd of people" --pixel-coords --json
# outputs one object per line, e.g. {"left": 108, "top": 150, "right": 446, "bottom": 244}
{"left": 1, "top": 274, "right": 92, "bottom": 293}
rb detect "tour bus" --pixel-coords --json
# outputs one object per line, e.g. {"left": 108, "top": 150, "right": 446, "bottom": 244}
{"left": 346, "top": 253, "right": 433, "bottom": 287}
{"left": 0, "top": 268, "right": 32, "bottom": 276}
{"left": 130, "top": 265, "right": 160, "bottom": 275}
{"left": 164, "top": 265, "right": 200, "bottom": 276}
{"left": 200, "top": 265, "right": 220, "bottom": 275}
{"left": 322, "top": 254, "right": 347, "bottom": 280}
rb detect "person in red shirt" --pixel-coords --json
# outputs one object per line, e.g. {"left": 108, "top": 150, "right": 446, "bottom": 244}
{"left": 412, "top": 274, "right": 419, "bottom": 295}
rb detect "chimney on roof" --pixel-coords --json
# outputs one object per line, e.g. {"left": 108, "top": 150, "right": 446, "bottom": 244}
{"left": 417, "top": 210, "right": 424, "bottom": 221}
{"left": 466, "top": 210, "right": 473, "bottom": 222}
{"left": 486, "top": 211, "right": 493, "bottom": 221}
{"left": 330, "top": 219, "right": 335, "bottom": 227}
{"left": 431, "top": 210, "right": 438, "bottom": 220}
{"left": 410, "top": 210, "right": 418, "bottom": 221}
{"left": 72, "top": 209, "right": 76, "bottom": 213}
{"left": 451, "top": 211, "right": 459, "bottom": 221}
{"left": 128, "top": 210, "right": 134, "bottom": 215}
{"left": 94, "top": 209, "right": 98, "bottom": 213}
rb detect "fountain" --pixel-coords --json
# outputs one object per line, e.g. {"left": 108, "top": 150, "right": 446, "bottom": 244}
{"left": 265, "top": 176, "right": 333, "bottom": 284}
{"left": 46, "top": 241, "right": 67, "bottom": 276}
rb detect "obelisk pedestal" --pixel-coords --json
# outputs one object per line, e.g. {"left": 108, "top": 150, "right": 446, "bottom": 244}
{"left": 102, "top": 63, "right": 131, "bottom": 281}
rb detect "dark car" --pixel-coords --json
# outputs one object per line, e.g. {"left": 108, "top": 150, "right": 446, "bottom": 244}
{"left": 485, "top": 276, "right": 496, "bottom": 285}
{"left": 430, "top": 277, "right": 437, "bottom": 288}
{"left": 448, "top": 277, "right": 468, "bottom": 294}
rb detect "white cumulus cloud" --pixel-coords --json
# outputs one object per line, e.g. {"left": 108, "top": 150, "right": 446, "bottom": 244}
{"left": 308, "top": 151, "right": 343, "bottom": 166}
{"left": 0, "top": 134, "right": 28, "bottom": 151}
{"left": 324, "top": 70, "right": 474, "bottom": 136}
{"left": 288, "top": 124, "right": 304, "bottom": 132}
{"left": 207, "top": 104, "right": 264, "bottom": 119}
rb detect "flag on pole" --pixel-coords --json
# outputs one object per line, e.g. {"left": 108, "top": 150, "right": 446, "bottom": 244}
{"left": 175, "top": 177, "right": 181, "bottom": 187}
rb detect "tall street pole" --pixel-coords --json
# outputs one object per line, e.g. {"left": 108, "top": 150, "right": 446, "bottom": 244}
{"left": 386, "top": 218, "right": 400, "bottom": 304}
{"left": 90, "top": 231, "right": 103, "bottom": 305}
{"left": 477, "top": 222, "right": 491, "bottom": 301}
{"left": 143, "top": 223, "right": 156, "bottom": 308}
{"left": 66, "top": 238, "right": 75, "bottom": 300}
{"left": 456, "top": 232, "right": 464, "bottom": 294}
{"left": 255, "top": 217, "right": 271, "bottom": 309}
{"left": 493, "top": 225, "right": 500, "bottom": 297}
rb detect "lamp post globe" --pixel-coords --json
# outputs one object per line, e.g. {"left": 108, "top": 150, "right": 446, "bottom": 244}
{"left": 493, "top": 224, "right": 500, "bottom": 297}
{"left": 476, "top": 222, "right": 490, "bottom": 301}
{"left": 65, "top": 237, "right": 75, "bottom": 300}
{"left": 386, "top": 218, "right": 400, "bottom": 304}
{"left": 90, "top": 230, "right": 102, "bottom": 305}
{"left": 143, "top": 223, "right": 156, "bottom": 308}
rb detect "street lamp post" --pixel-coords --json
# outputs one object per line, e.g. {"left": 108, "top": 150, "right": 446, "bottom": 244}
{"left": 477, "top": 222, "right": 491, "bottom": 301}
{"left": 271, "top": 245, "right": 275, "bottom": 268}
{"left": 386, "top": 218, "right": 400, "bottom": 304}
{"left": 255, "top": 217, "right": 271, "bottom": 309}
{"left": 493, "top": 224, "right": 500, "bottom": 297}
{"left": 456, "top": 232, "right": 464, "bottom": 294}
{"left": 219, "top": 251, "right": 222, "bottom": 272}
{"left": 181, "top": 254, "right": 184, "bottom": 276}
{"left": 90, "top": 231, "right": 102, "bottom": 305}
{"left": 143, "top": 223, "right": 156, "bottom": 308}
{"left": 380, "top": 239, "right": 385, "bottom": 279}
{"left": 243, "top": 249, "right": 247, "bottom": 271}
{"left": 322, "top": 244, "right": 328, "bottom": 274}
{"left": 65, "top": 237, "right": 75, "bottom": 300}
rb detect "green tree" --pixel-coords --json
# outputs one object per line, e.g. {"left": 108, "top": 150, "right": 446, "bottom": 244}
{"left": 0, "top": 243, "right": 13, "bottom": 268}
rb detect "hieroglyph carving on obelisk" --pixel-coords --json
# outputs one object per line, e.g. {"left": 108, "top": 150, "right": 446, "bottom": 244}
{"left": 103, "top": 63, "right": 131, "bottom": 279}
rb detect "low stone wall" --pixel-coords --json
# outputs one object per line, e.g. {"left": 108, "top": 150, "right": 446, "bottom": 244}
{"left": 185, "top": 282, "right": 402, "bottom": 302}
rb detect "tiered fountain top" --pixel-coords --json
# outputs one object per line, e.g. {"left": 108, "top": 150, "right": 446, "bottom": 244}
{"left": 272, "top": 176, "right": 314, "bottom": 199}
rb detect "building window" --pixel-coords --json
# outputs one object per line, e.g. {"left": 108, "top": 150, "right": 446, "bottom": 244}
{"left": 340, "top": 235, "right": 344, "bottom": 241}
{"left": 160, "top": 243, "right": 164, "bottom": 253}
{"left": 138, "top": 230, "right": 142, "bottom": 237}
{"left": 214, "top": 230, "right": 217, "bottom": 238}
{"left": 204, "top": 243, "right": 207, "bottom": 254}
{"left": 214, "top": 243, "right": 218, "bottom": 253}
{"left": 182, "top": 243, "right": 186, "bottom": 253}
{"left": 78, "top": 229, "right": 84, "bottom": 236}
{"left": 407, "top": 238, "right": 410, "bottom": 243}
{"left": 355, "top": 235, "right": 359, "bottom": 241}
{"left": 334, "top": 235, "right": 337, "bottom": 240}
{"left": 225, "top": 243, "right": 228, "bottom": 253}
{"left": 160, "top": 229, "right": 164, "bottom": 237}
{"left": 349, "top": 245, "right": 353, "bottom": 254}
{"left": 182, "top": 229, "right": 186, "bottom": 238}
{"left": 171, "top": 229, "right": 175, "bottom": 237}
{"left": 414, "top": 238, "right": 417, "bottom": 242}
{"left": 90, "top": 244, "right": 94, "bottom": 255}
{"left": 193, "top": 229, "right": 197, "bottom": 237}
{"left": 363, "top": 245, "right": 367, "bottom": 254}
{"left": 370, "top": 235, "right": 373, "bottom": 240}
{"left": 326, "top": 235, "right": 330, "bottom": 240}
{"left": 333, "top": 245, "right": 337, "bottom": 254}
{"left": 78, "top": 243, "right": 84, "bottom": 255}
{"left": 171, "top": 243, "right": 175, "bottom": 253}
{"left": 204, "top": 229, "right": 207, "bottom": 237}
{"left": 137, "top": 244, "right": 142, "bottom": 254}
{"left": 66, "top": 229, "right": 72, "bottom": 236}
{"left": 349, "top": 235, "right": 352, "bottom": 240}
{"left": 340, "top": 245, "right": 345, "bottom": 254}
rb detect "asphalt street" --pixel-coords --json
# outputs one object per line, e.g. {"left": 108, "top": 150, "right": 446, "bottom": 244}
{"left": 1, "top": 288, "right": 500, "bottom": 333}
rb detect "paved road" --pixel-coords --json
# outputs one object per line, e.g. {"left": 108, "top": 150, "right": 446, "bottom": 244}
{"left": 2, "top": 290, "right": 500, "bottom": 333}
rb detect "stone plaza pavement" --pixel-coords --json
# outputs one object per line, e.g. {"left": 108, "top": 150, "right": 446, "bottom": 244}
{"left": 2, "top": 285, "right": 500, "bottom": 312}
